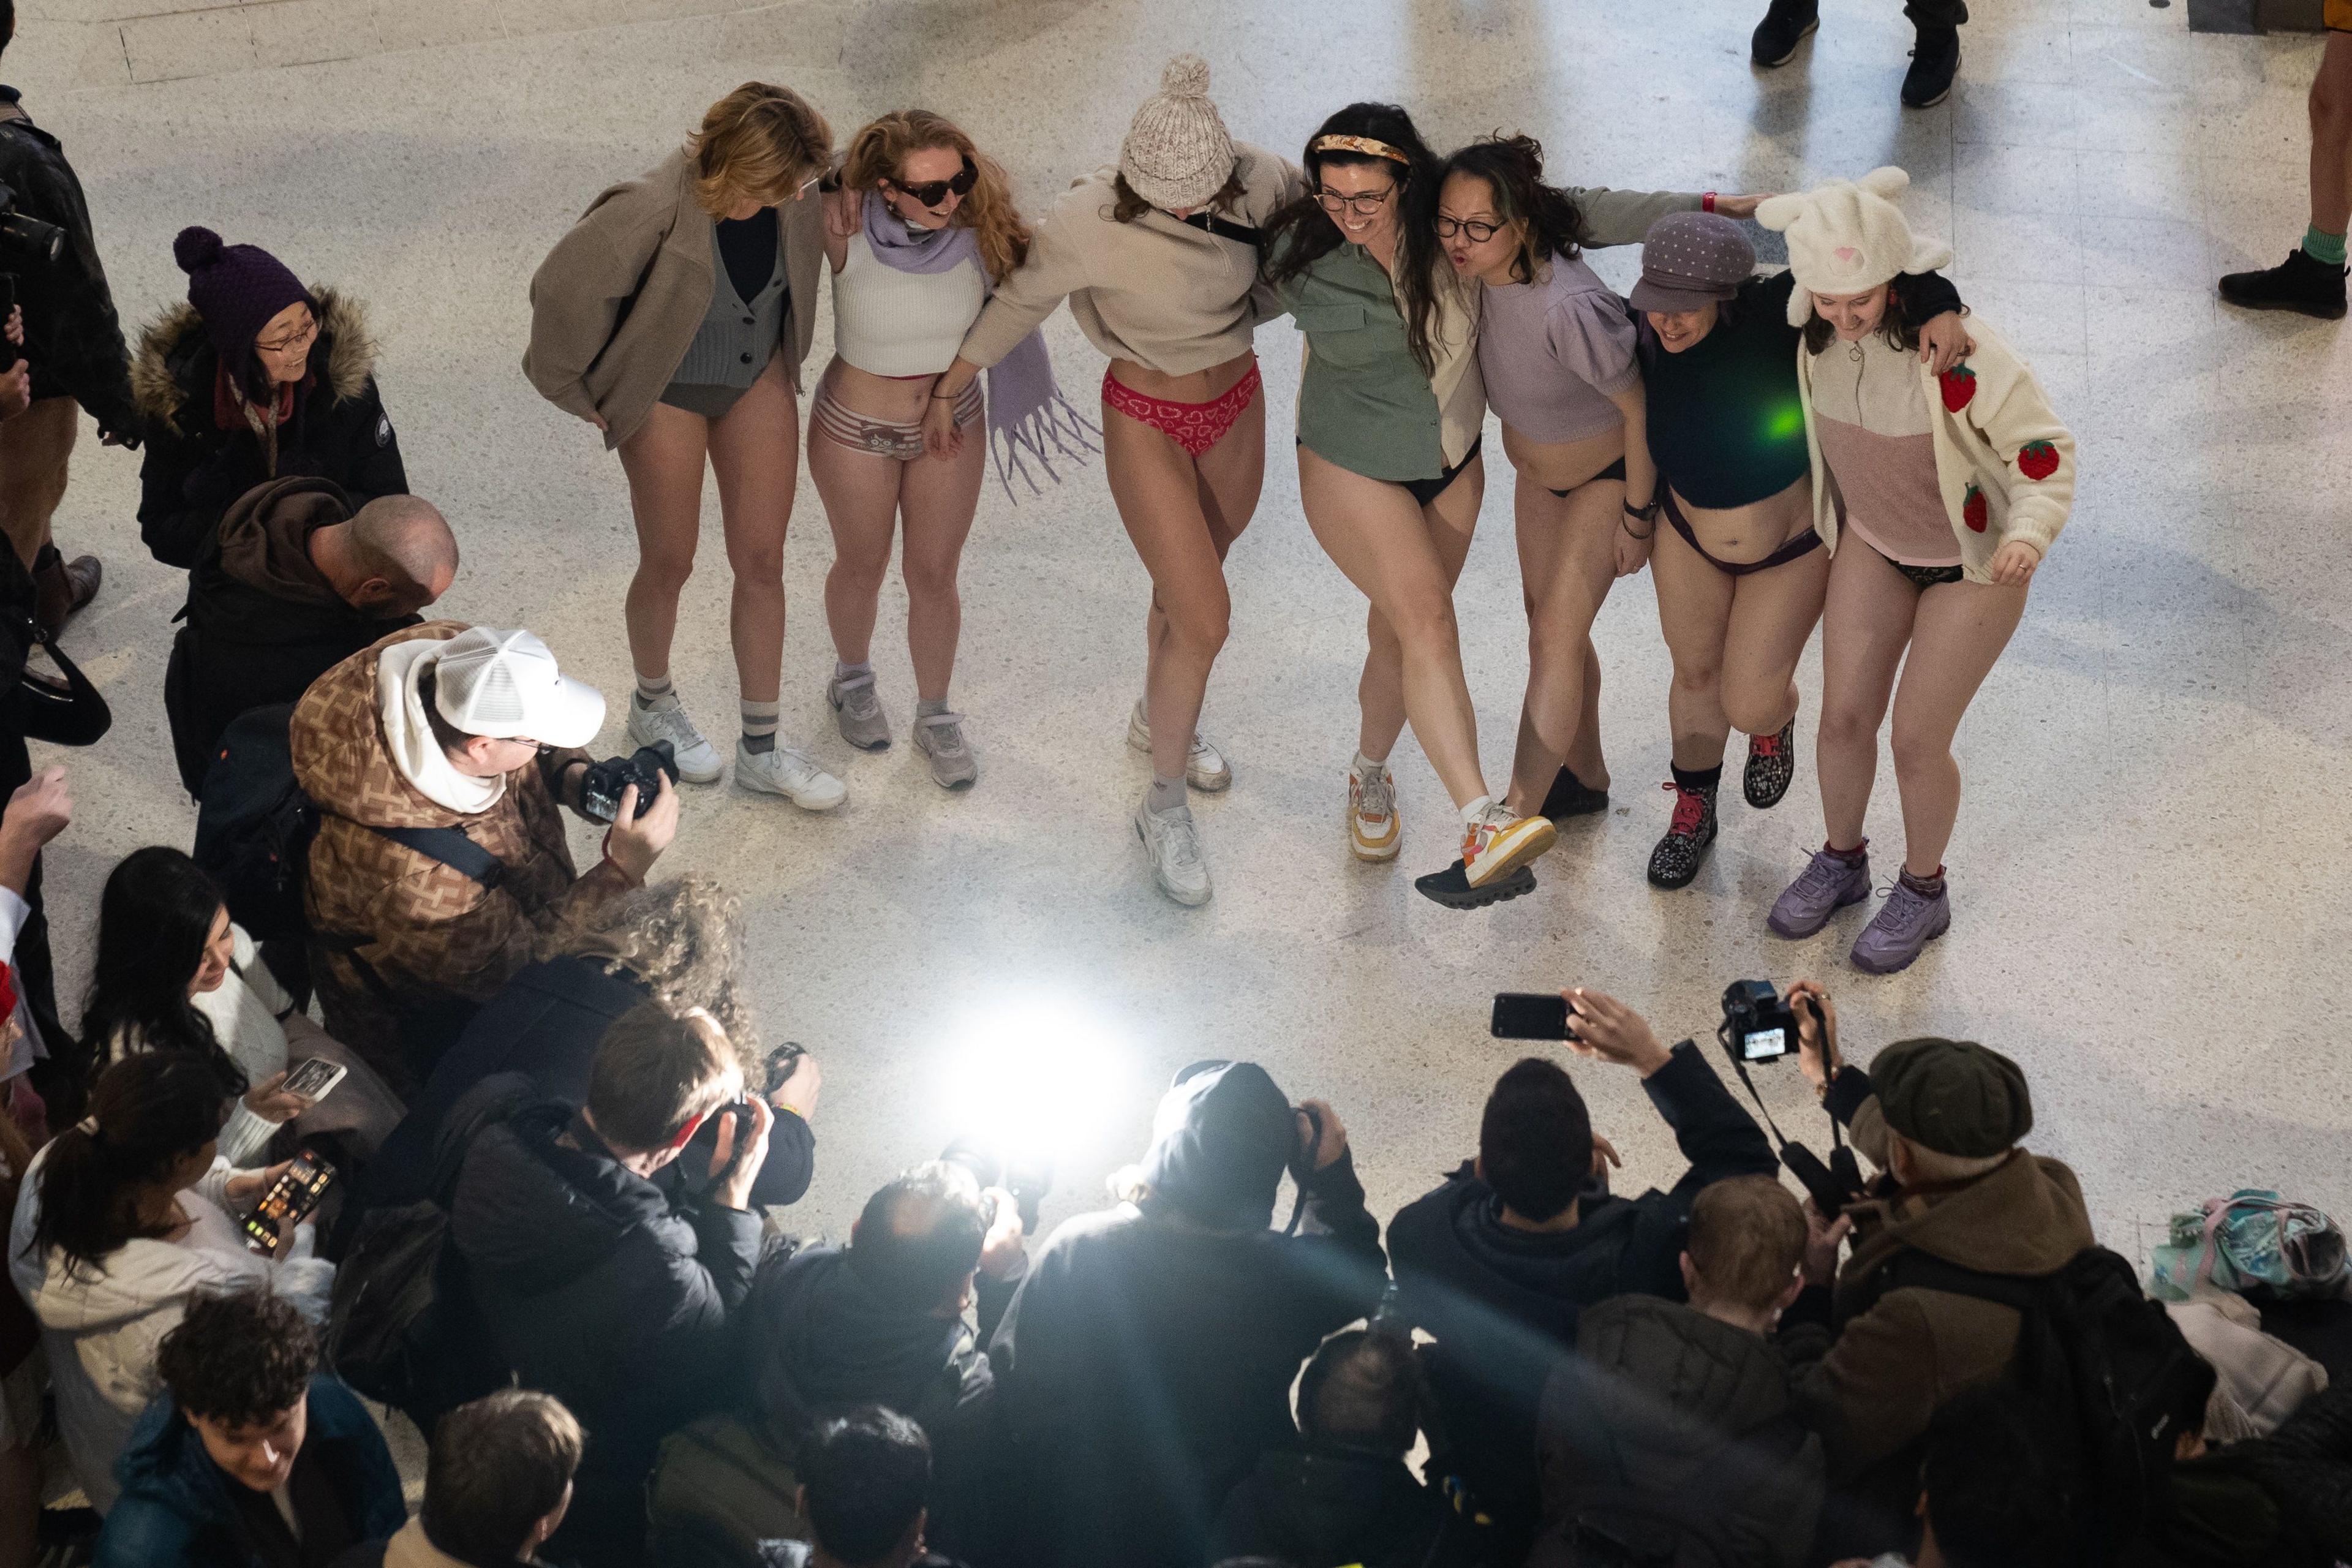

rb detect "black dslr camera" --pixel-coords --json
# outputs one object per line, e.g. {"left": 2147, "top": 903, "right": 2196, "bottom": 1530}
{"left": 0, "top": 186, "right": 64, "bottom": 268}
{"left": 701, "top": 1042, "right": 806, "bottom": 1197}
{"left": 941, "top": 1138, "right": 1055, "bottom": 1238}
{"left": 1721, "top": 979, "right": 1798, "bottom": 1065}
{"left": 579, "top": 741, "right": 678, "bottom": 823}
{"left": 1716, "top": 981, "right": 1865, "bottom": 1216}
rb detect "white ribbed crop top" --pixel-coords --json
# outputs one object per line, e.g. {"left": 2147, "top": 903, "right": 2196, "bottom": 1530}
{"left": 831, "top": 228, "right": 989, "bottom": 378}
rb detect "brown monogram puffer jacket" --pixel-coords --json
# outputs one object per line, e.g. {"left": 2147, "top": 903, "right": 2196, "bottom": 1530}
{"left": 292, "top": 621, "right": 630, "bottom": 1086}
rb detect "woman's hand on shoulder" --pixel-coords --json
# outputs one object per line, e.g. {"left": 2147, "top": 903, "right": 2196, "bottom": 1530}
{"left": 1988, "top": 538, "right": 2041, "bottom": 586}
{"left": 1918, "top": 311, "right": 1975, "bottom": 376}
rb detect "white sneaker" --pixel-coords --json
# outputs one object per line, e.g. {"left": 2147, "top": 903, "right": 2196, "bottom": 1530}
{"left": 628, "top": 693, "right": 723, "bottom": 784}
{"left": 1126, "top": 699, "right": 1232, "bottom": 792}
{"left": 734, "top": 739, "right": 846, "bottom": 811}
{"left": 1133, "top": 798, "right": 1212, "bottom": 907}
{"left": 1348, "top": 763, "right": 1401, "bottom": 862}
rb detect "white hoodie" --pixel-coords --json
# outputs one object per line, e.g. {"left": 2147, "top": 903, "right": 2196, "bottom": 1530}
{"left": 6, "top": 1146, "right": 334, "bottom": 1512}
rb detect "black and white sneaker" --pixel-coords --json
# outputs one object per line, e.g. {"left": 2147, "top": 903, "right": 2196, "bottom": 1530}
{"left": 1752, "top": 0, "right": 1819, "bottom": 66}
{"left": 1901, "top": 23, "right": 1961, "bottom": 108}
{"left": 1414, "top": 858, "right": 1537, "bottom": 910}
{"left": 1540, "top": 766, "right": 1611, "bottom": 824}
{"left": 1646, "top": 780, "right": 1719, "bottom": 889}
{"left": 1743, "top": 718, "right": 1797, "bottom": 810}
{"left": 2218, "top": 249, "right": 2349, "bottom": 321}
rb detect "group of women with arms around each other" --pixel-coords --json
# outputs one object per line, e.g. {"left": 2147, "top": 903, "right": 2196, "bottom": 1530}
{"left": 520, "top": 56, "right": 2074, "bottom": 974}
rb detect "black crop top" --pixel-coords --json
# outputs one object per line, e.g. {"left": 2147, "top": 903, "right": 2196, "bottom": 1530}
{"left": 1640, "top": 268, "right": 1963, "bottom": 510}
{"left": 714, "top": 205, "right": 780, "bottom": 306}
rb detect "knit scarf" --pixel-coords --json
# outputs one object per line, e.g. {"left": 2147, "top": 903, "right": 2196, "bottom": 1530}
{"left": 861, "top": 192, "right": 1096, "bottom": 498}
{"left": 214, "top": 365, "right": 302, "bottom": 478}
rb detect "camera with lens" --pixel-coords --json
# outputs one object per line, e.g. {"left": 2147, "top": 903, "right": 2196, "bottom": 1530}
{"left": 1721, "top": 979, "right": 1798, "bottom": 1065}
{"left": 579, "top": 741, "right": 678, "bottom": 823}
{"left": 941, "top": 1138, "right": 1055, "bottom": 1238}
{"left": 700, "top": 1042, "right": 807, "bottom": 1196}
{"left": 0, "top": 186, "right": 64, "bottom": 270}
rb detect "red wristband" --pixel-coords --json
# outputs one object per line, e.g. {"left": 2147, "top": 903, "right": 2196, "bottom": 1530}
{"left": 1702, "top": 191, "right": 1717, "bottom": 214}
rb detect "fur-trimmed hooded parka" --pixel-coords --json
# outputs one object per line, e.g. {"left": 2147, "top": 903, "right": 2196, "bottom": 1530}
{"left": 132, "top": 285, "right": 409, "bottom": 569}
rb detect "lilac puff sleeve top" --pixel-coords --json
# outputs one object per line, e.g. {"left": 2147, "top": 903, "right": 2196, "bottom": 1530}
{"left": 1476, "top": 252, "right": 1640, "bottom": 443}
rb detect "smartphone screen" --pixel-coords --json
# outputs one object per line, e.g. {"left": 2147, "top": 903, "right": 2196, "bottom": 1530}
{"left": 281, "top": 1058, "right": 347, "bottom": 1101}
{"left": 241, "top": 1154, "right": 335, "bottom": 1249}
{"left": 1490, "top": 992, "right": 1572, "bottom": 1041}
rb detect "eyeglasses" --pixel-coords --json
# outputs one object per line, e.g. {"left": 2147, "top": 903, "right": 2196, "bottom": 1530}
{"left": 254, "top": 315, "right": 318, "bottom": 356}
{"left": 887, "top": 157, "right": 978, "bottom": 209}
{"left": 1435, "top": 216, "right": 1506, "bottom": 243}
{"left": 1315, "top": 186, "right": 1396, "bottom": 217}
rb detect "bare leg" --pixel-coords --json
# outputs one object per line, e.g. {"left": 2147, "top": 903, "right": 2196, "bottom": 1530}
{"left": 894, "top": 407, "right": 989, "bottom": 702}
{"left": 616, "top": 401, "right": 710, "bottom": 685}
{"left": 0, "top": 396, "right": 76, "bottom": 568}
{"left": 704, "top": 362, "right": 799, "bottom": 707}
{"left": 1649, "top": 516, "right": 1738, "bottom": 772}
{"left": 1887, "top": 576, "right": 2028, "bottom": 876}
{"left": 1717, "top": 543, "right": 1832, "bottom": 738}
{"left": 1815, "top": 542, "right": 1921, "bottom": 852}
{"left": 1359, "top": 466, "right": 1483, "bottom": 766}
{"left": 1299, "top": 447, "right": 1491, "bottom": 810}
{"left": 1506, "top": 472, "right": 1621, "bottom": 812}
{"left": 1106, "top": 398, "right": 1261, "bottom": 782}
{"left": 810, "top": 415, "right": 907, "bottom": 672}
{"left": 2310, "top": 31, "right": 2352, "bottom": 236}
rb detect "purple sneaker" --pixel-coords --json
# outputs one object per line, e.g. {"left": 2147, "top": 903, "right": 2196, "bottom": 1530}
{"left": 1768, "top": 846, "right": 1871, "bottom": 937}
{"left": 1850, "top": 875, "right": 1951, "bottom": 974}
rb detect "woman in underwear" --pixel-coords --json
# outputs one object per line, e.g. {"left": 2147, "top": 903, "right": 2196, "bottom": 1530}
{"left": 1630, "top": 210, "right": 1971, "bottom": 891}
{"left": 811, "top": 110, "right": 1088, "bottom": 791}
{"left": 922, "top": 56, "right": 1302, "bottom": 907}
{"left": 1759, "top": 169, "right": 2074, "bottom": 973}
{"left": 526, "top": 83, "right": 846, "bottom": 812}
{"left": 1430, "top": 136, "right": 1752, "bottom": 862}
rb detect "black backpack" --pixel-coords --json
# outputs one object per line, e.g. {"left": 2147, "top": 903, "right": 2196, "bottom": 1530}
{"left": 1879, "top": 1245, "right": 2207, "bottom": 1562}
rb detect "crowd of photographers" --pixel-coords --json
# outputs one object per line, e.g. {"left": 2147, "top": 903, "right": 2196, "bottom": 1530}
{"left": 0, "top": 7, "right": 2345, "bottom": 1568}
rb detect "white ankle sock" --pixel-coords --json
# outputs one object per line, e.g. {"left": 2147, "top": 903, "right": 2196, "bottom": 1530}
{"left": 635, "top": 673, "right": 674, "bottom": 706}
{"left": 834, "top": 660, "right": 874, "bottom": 684}
{"left": 1148, "top": 774, "right": 1186, "bottom": 815}
{"left": 1458, "top": 794, "right": 1493, "bottom": 827}
{"left": 1353, "top": 752, "right": 1388, "bottom": 777}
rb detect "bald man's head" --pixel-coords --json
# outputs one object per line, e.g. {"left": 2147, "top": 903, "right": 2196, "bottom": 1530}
{"left": 328, "top": 495, "right": 458, "bottom": 617}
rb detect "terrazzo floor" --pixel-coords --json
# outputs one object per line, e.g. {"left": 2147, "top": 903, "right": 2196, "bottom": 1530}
{"left": 10, "top": 0, "right": 2348, "bottom": 1272}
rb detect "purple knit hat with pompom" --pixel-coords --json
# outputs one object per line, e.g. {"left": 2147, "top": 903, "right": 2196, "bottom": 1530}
{"left": 173, "top": 227, "right": 311, "bottom": 362}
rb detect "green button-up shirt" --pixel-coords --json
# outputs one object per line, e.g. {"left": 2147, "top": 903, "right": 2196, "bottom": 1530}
{"left": 1273, "top": 239, "right": 1451, "bottom": 483}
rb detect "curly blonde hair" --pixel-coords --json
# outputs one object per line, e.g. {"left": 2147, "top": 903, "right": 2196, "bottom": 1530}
{"left": 840, "top": 109, "right": 1030, "bottom": 284}
{"left": 541, "top": 876, "right": 765, "bottom": 1083}
{"left": 689, "top": 83, "right": 833, "bottom": 219}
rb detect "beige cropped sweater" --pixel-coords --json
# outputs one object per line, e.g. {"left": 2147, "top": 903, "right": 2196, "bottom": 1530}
{"left": 956, "top": 143, "right": 1306, "bottom": 377}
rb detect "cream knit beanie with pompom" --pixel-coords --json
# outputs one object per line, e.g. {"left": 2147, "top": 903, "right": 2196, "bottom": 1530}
{"left": 1756, "top": 167, "right": 1954, "bottom": 326}
{"left": 1119, "top": 55, "right": 1238, "bottom": 211}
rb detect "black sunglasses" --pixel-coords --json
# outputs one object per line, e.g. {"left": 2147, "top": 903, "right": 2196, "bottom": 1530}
{"left": 887, "top": 157, "right": 978, "bottom": 209}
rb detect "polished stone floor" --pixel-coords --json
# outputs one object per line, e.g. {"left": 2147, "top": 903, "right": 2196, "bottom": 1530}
{"left": 12, "top": 0, "right": 2346, "bottom": 1265}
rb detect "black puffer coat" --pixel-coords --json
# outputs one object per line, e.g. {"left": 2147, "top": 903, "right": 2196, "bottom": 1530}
{"left": 0, "top": 89, "right": 136, "bottom": 435}
{"left": 132, "top": 287, "right": 407, "bottom": 567}
{"left": 443, "top": 1077, "right": 763, "bottom": 1568}
{"left": 1530, "top": 1295, "right": 1825, "bottom": 1568}
{"left": 1210, "top": 1441, "right": 1471, "bottom": 1568}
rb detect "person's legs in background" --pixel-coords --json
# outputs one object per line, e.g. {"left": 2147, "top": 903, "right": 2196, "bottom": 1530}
{"left": 0, "top": 398, "right": 100, "bottom": 633}
{"left": 1899, "top": 0, "right": 1967, "bottom": 109}
{"left": 2220, "top": 26, "right": 2352, "bottom": 320}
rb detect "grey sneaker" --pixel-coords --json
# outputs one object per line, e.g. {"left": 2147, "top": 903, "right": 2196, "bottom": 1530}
{"left": 913, "top": 711, "right": 978, "bottom": 791}
{"left": 1126, "top": 699, "right": 1232, "bottom": 792}
{"left": 1768, "top": 845, "right": 1872, "bottom": 937}
{"left": 1133, "top": 797, "right": 1212, "bottom": 907}
{"left": 1850, "top": 875, "right": 1951, "bottom": 974}
{"left": 628, "top": 693, "right": 723, "bottom": 784}
{"left": 827, "top": 671, "right": 892, "bottom": 751}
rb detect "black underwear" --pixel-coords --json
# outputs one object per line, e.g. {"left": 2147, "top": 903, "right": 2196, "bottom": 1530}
{"left": 1546, "top": 455, "right": 1629, "bottom": 499}
{"left": 1659, "top": 485, "right": 1823, "bottom": 578}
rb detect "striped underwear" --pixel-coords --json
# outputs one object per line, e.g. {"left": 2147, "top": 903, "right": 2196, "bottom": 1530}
{"left": 813, "top": 379, "right": 982, "bottom": 461}
{"left": 1101, "top": 364, "right": 1262, "bottom": 458}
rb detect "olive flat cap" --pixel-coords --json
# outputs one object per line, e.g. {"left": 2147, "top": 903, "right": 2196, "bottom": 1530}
{"left": 1868, "top": 1037, "right": 2032, "bottom": 1158}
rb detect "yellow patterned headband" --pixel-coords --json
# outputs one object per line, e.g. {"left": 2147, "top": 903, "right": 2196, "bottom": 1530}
{"left": 1311, "top": 134, "right": 1410, "bottom": 165}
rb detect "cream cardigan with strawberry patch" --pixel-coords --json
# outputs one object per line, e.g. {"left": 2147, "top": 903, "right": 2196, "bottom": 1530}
{"left": 1796, "top": 315, "right": 2075, "bottom": 586}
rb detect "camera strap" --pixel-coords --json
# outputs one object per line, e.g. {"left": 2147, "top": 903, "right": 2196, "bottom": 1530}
{"left": 1719, "top": 1024, "right": 1847, "bottom": 1159}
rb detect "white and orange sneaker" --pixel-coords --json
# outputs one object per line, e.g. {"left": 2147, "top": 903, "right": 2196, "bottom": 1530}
{"left": 1414, "top": 804, "right": 1555, "bottom": 910}
{"left": 1348, "top": 762, "right": 1401, "bottom": 862}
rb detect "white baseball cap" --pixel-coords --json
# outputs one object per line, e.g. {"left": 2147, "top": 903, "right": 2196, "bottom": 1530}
{"left": 429, "top": 627, "right": 606, "bottom": 748}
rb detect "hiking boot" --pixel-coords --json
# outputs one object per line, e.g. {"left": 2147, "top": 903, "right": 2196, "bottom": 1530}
{"left": 31, "top": 546, "right": 100, "bottom": 635}
{"left": 1540, "top": 766, "right": 1610, "bottom": 824}
{"left": 1768, "top": 845, "right": 1872, "bottom": 937}
{"left": 2218, "top": 249, "right": 2349, "bottom": 321}
{"left": 1744, "top": 717, "right": 1798, "bottom": 810}
{"left": 1850, "top": 873, "right": 1951, "bottom": 974}
{"left": 1901, "top": 22, "right": 1961, "bottom": 108}
{"left": 1646, "top": 780, "right": 1717, "bottom": 889}
{"left": 1134, "top": 798, "right": 1212, "bottom": 907}
{"left": 1414, "top": 857, "right": 1537, "bottom": 910}
{"left": 1127, "top": 699, "right": 1232, "bottom": 791}
{"left": 1752, "top": 0, "right": 1819, "bottom": 66}
{"left": 1348, "top": 763, "right": 1401, "bottom": 862}
{"left": 628, "top": 692, "right": 723, "bottom": 784}
{"left": 912, "top": 711, "right": 978, "bottom": 790}
{"left": 827, "top": 669, "right": 892, "bottom": 751}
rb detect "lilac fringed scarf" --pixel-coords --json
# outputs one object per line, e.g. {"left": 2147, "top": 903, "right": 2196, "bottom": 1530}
{"left": 861, "top": 192, "right": 1097, "bottom": 499}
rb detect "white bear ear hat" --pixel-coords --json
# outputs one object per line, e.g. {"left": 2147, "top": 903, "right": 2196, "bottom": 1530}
{"left": 1755, "top": 166, "right": 1954, "bottom": 327}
